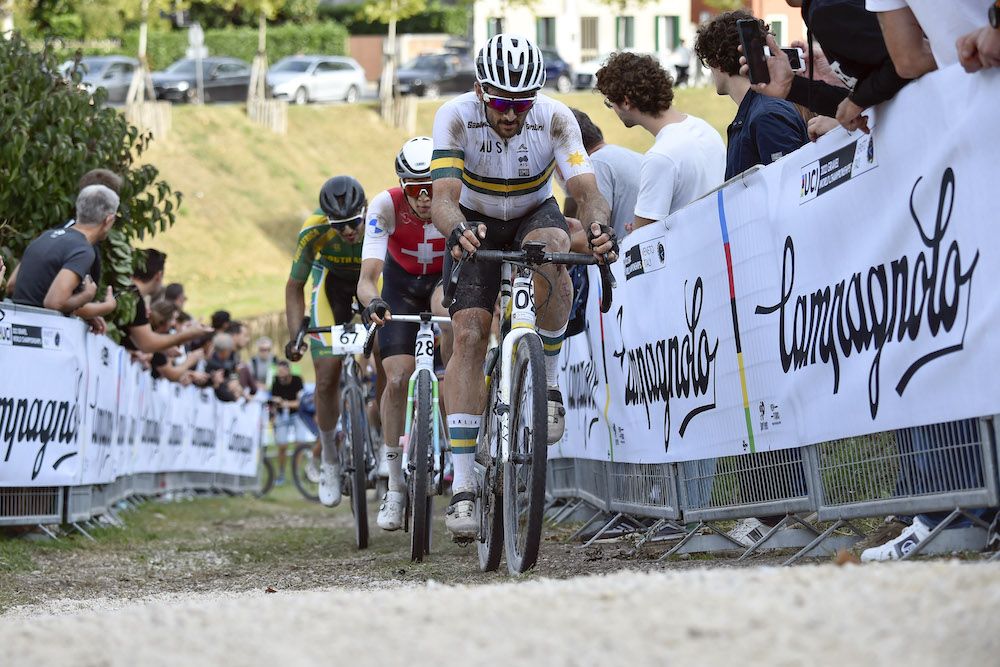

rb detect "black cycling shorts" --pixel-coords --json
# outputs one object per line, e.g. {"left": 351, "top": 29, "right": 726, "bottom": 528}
{"left": 378, "top": 253, "right": 443, "bottom": 359}
{"left": 443, "top": 197, "right": 569, "bottom": 315}
{"left": 323, "top": 268, "right": 360, "bottom": 326}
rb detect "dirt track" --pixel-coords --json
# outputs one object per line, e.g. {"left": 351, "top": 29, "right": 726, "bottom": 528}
{"left": 3, "top": 562, "right": 1000, "bottom": 666}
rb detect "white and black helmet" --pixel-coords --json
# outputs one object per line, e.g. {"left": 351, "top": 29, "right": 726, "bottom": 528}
{"left": 394, "top": 136, "right": 433, "bottom": 180}
{"left": 476, "top": 34, "right": 546, "bottom": 93}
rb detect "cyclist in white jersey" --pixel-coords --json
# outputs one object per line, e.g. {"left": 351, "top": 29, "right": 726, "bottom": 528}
{"left": 430, "top": 34, "right": 619, "bottom": 540}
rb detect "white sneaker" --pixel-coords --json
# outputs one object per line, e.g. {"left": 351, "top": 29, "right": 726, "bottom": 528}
{"left": 546, "top": 388, "right": 566, "bottom": 445}
{"left": 861, "top": 517, "right": 932, "bottom": 562}
{"left": 305, "top": 454, "right": 320, "bottom": 484}
{"left": 445, "top": 490, "right": 477, "bottom": 541}
{"left": 318, "top": 462, "right": 342, "bottom": 507}
{"left": 727, "top": 518, "right": 767, "bottom": 547}
{"left": 377, "top": 490, "right": 405, "bottom": 531}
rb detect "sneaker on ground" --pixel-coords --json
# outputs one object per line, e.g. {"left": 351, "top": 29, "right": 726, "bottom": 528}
{"left": 274, "top": 474, "right": 285, "bottom": 487}
{"left": 445, "top": 490, "right": 477, "bottom": 540}
{"left": 861, "top": 516, "right": 931, "bottom": 562}
{"left": 546, "top": 387, "right": 566, "bottom": 445}
{"left": 305, "top": 456, "right": 320, "bottom": 484}
{"left": 727, "top": 518, "right": 767, "bottom": 547}
{"left": 318, "top": 462, "right": 342, "bottom": 507}
{"left": 377, "top": 490, "right": 405, "bottom": 531}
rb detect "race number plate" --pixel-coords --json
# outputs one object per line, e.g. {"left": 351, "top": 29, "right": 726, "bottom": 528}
{"left": 324, "top": 325, "right": 365, "bottom": 356}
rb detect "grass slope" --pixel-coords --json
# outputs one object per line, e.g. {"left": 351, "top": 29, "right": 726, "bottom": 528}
{"left": 144, "top": 88, "right": 735, "bottom": 318}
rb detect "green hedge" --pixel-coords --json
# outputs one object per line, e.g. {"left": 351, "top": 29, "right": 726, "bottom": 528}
{"left": 58, "top": 21, "right": 349, "bottom": 70}
{"left": 317, "top": 2, "right": 469, "bottom": 37}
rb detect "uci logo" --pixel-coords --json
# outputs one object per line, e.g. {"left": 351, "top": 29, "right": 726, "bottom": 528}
{"left": 0, "top": 323, "right": 11, "bottom": 345}
{"left": 799, "top": 160, "right": 820, "bottom": 203}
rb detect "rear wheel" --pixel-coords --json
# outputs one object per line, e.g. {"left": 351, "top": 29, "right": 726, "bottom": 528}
{"left": 409, "top": 371, "right": 433, "bottom": 561}
{"left": 290, "top": 443, "right": 320, "bottom": 502}
{"left": 477, "top": 375, "right": 504, "bottom": 572}
{"left": 503, "top": 335, "right": 548, "bottom": 574}
{"left": 345, "top": 388, "right": 369, "bottom": 549}
{"left": 254, "top": 456, "right": 275, "bottom": 498}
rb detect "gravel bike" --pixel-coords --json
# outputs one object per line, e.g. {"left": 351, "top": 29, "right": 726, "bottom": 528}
{"left": 444, "top": 241, "right": 614, "bottom": 574}
{"left": 363, "top": 312, "right": 451, "bottom": 562}
{"left": 295, "top": 318, "right": 381, "bottom": 549}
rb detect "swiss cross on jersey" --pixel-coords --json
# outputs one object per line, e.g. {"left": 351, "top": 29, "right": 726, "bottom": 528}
{"left": 387, "top": 188, "right": 446, "bottom": 275}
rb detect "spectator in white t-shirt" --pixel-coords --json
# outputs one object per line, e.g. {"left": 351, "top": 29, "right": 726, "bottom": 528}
{"left": 595, "top": 51, "right": 725, "bottom": 232}
{"left": 867, "top": 0, "right": 991, "bottom": 73}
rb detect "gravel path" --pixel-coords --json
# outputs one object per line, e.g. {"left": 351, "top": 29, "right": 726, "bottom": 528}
{"left": 3, "top": 562, "right": 998, "bottom": 666}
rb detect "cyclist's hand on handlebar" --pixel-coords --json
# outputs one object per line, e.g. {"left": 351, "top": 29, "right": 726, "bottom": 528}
{"left": 361, "top": 297, "right": 391, "bottom": 327}
{"left": 587, "top": 222, "right": 619, "bottom": 264}
{"left": 285, "top": 339, "right": 307, "bottom": 362}
{"left": 447, "top": 221, "right": 487, "bottom": 260}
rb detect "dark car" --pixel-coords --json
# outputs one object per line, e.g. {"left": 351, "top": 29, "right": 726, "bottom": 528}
{"left": 152, "top": 57, "right": 252, "bottom": 103}
{"left": 60, "top": 56, "right": 138, "bottom": 104}
{"left": 395, "top": 53, "right": 476, "bottom": 98}
{"left": 540, "top": 48, "right": 573, "bottom": 94}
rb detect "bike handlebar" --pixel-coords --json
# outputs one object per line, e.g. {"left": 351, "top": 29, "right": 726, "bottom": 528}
{"left": 305, "top": 322, "right": 380, "bottom": 358}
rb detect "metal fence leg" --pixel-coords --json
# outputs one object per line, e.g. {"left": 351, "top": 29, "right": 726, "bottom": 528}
{"left": 581, "top": 512, "right": 624, "bottom": 548}
{"left": 901, "top": 508, "right": 991, "bottom": 560}
{"left": 659, "top": 521, "right": 706, "bottom": 560}
{"left": 551, "top": 498, "right": 583, "bottom": 525}
{"left": 568, "top": 508, "right": 608, "bottom": 542}
{"left": 629, "top": 518, "right": 667, "bottom": 556}
{"left": 782, "top": 519, "right": 847, "bottom": 566}
{"left": 72, "top": 522, "right": 96, "bottom": 542}
{"left": 36, "top": 524, "right": 59, "bottom": 540}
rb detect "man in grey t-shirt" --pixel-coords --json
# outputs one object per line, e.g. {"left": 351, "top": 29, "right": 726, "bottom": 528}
{"left": 564, "top": 108, "right": 641, "bottom": 241}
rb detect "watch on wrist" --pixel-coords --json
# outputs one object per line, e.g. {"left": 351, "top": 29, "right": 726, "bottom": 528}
{"left": 991, "top": 1, "right": 1000, "bottom": 30}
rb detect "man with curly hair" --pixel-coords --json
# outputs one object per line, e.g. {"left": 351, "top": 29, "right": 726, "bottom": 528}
{"left": 695, "top": 10, "right": 808, "bottom": 180}
{"left": 595, "top": 52, "right": 724, "bottom": 231}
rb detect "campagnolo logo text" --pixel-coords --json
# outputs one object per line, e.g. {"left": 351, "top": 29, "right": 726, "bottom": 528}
{"left": 756, "top": 168, "right": 976, "bottom": 418}
{"left": 614, "top": 277, "right": 719, "bottom": 453}
{"left": 0, "top": 373, "right": 83, "bottom": 479}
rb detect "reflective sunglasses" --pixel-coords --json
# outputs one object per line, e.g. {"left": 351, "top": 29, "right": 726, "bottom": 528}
{"left": 327, "top": 214, "right": 364, "bottom": 231}
{"left": 482, "top": 92, "right": 536, "bottom": 115}
{"left": 402, "top": 180, "right": 433, "bottom": 199}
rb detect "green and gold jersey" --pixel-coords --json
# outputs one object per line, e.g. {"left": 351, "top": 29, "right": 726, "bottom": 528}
{"left": 289, "top": 211, "right": 364, "bottom": 282}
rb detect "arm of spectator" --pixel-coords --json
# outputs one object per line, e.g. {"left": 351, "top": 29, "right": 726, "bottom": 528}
{"left": 565, "top": 172, "right": 615, "bottom": 262}
{"left": 790, "top": 41, "right": 845, "bottom": 88}
{"left": 0, "top": 256, "right": 5, "bottom": 291}
{"left": 4, "top": 261, "right": 17, "bottom": 296}
{"left": 876, "top": 8, "right": 938, "bottom": 79}
{"left": 807, "top": 115, "right": 841, "bottom": 142}
{"left": 44, "top": 271, "right": 97, "bottom": 314}
{"left": 153, "top": 355, "right": 190, "bottom": 382}
{"left": 632, "top": 152, "right": 676, "bottom": 232}
{"left": 127, "top": 320, "right": 213, "bottom": 354}
{"left": 177, "top": 348, "right": 205, "bottom": 371}
{"left": 74, "top": 286, "right": 116, "bottom": 319}
{"left": 741, "top": 35, "right": 847, "bottom": 117}
{"left": 958, "top": 27, "right": 1000, "bottom": 73}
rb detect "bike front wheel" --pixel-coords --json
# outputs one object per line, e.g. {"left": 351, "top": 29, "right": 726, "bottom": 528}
{"left": 477, "top": 373, "right": 504, "bottom": 572}
{"left": 345, "top": 388, "right": 370, "bottom": 550}
{"left": 503, "top": 334, "right": 548, "bottom": 574}
{"left": 409, "top": 370, "right": 434, "bottom": 562}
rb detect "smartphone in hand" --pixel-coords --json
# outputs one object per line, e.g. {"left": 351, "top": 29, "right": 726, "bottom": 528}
{"left": 737, "top": 19, "right": 770, "bottom": 85}
{"left": 781, "top": 47, "right": 805, "bottom": 72}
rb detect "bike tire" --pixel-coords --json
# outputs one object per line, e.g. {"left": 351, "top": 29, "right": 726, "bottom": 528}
{"left": 254, "top": 456, "right": 275, "bottom": 498}
{"left": 503, "top": 334, "right": 548, "bottom": 574}
{"left": 477, "top": 376, "right": 504, "bottom": 572}
{"left": 346, "top": 388, "right": 369, "bottom": 550}
{"left": 409, "top": 370, "right": 433, "bottom": 562}
{"left": 290, "top": 443, "right": 320, "bottom": 502}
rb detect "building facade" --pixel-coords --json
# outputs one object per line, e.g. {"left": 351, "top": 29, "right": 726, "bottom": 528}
{"left": 472, "top": 0, "right": 693, "bottom": 68}
{"left": 690, "top": 1, "right": 806, "bottom": 44}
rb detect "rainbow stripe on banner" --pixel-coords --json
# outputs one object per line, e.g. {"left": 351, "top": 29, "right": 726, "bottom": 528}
{"left": 716, "top": 190, "right": 755, "bottom": 454}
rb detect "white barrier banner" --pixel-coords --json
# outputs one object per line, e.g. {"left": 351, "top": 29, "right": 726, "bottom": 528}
{"left": 217, "top": 400, "right": 262, "bottom": 478}
{"left": 162, "top": 383, "right": 191, "bottom": 473}
{"left": 78, "top": 334, "right": 121, "bottom": 485}
{"left": 0, "top": 303, "right": 88, "bottom": 486}
{"left": 560, "top": 65, "right": 1000, "bottom": 463}
{"left": 189, "top": 387, "right": 219, "bottom": 473}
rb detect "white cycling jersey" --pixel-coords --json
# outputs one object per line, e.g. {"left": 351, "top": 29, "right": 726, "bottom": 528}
{"left": 430, "top": 91, "right": 594, "bottom": 221}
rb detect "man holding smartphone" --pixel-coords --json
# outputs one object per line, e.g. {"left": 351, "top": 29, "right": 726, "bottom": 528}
{"left": 695, "top": 10, "right": 809, "bottom": 179}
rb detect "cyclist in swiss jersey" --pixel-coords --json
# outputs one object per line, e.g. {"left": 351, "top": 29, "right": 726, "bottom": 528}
{"left": 431, "top": 34, "right": 618, "bottom": 540}
{"left": 285, "top": 175, "right": 369, "bottom": 509}
{"left": 357, "top": 137, "right": 451, "bottom": 532}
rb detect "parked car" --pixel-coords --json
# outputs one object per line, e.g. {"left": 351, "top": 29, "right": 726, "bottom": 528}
{"left": 395, "top": 53, "right": 476, "bottom": 98}
{"left": 152, "top": 57, "right": 251, "bottom": 103}
{"left": 267, "top": 56, "right": 367, "bottom": 104}
{"left": 540, "top": 48, "right": 573, "bottom": 94}
{"left": 60, "top": 56, "right": 138, "bottom": 104}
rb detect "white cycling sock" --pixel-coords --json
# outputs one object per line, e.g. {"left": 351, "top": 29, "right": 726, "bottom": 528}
{"left": 448, "top": 413, "right": 480, "bottom": 493}
{"left": 537, "top": 323, "right": 567, "bottom": 387}
{"left": 385, "top": 446, "right": 404, "bottom": 493}
{"left": 319, "top": 428, "right": 339, "bottom": 466}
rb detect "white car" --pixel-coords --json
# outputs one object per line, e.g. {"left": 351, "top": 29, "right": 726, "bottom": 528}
{"left": 267, "top": 56, "right": 367, "bottom": 104}
{"left": 574, "top": 51, "right": 678, "bottom": 90}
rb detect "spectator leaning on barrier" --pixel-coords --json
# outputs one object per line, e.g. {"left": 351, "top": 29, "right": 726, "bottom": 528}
{"left": 124, "top": 248, "right": 212, "bottom": 353}
{"left": 164, "top": 282, "right": 187, "bottom": 312}
{"left": 695, "top": 11, "right": 809, "bottom": 180}
{"left": 211, "top": 309, "right": 231, "bottom": 333}
{"left": 6, "top": 185, "right": 118, "bottom": 327}
{"left": 957, "top": 1, "right": 1000, "bottom": 72}
{"left": 742, "top": 0, "right": 915, "bottom": 134}
{"left": 246, "top": 336, "right": 277, "bottom": 396}
{"left": 148, "top": 300, "right": 207, "bottom": 385}
{"left": 595, "top": 52, "right": 725, "bottom": 231}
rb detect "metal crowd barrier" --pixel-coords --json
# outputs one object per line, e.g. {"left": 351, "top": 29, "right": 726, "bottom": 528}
{"left": 547, "top": 414, "right": 1000, "bottom": 561}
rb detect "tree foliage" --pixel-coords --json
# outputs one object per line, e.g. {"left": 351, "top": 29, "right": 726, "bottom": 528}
{"left": 0, "top": 33, "right": 182, "bottom": 340}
